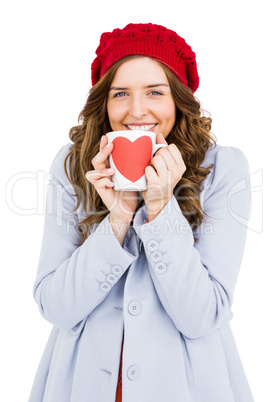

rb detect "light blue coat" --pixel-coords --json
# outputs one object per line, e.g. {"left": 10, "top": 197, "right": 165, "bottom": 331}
{"left": 29, "top": 143, "right": 254, "bottom": 401}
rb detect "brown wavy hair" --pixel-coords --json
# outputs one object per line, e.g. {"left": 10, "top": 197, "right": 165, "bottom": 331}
{"left": 64, "top": 55, "right": 216, "bottom": 245}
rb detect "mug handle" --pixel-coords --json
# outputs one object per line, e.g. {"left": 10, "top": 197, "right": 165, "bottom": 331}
{"left": 152, "top": 143, "right": 167, "bottom": 157}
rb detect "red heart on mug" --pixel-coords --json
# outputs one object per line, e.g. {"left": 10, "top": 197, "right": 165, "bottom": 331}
{"left": 112, "top": 136, "right": 153, "bottom": 182}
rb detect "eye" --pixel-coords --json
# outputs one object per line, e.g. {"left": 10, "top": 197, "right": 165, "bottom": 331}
{"left": 113, "top": 92, "right": 127, "bottom": 98}
{"left": 150, "top": 90, "right": 162, "bottom": 96}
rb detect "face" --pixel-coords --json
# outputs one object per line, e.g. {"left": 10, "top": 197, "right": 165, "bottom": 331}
{"left": 107, "top": 57, "right": 176, "bottom": 139}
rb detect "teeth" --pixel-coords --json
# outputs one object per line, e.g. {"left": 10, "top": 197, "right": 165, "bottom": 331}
{"left": 127, "top": 124, "right": 156, "bottom": 131}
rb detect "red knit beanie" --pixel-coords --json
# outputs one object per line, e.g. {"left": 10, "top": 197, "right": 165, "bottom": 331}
{"left": 91, "top": 23, "right": 199, "bottom": 93}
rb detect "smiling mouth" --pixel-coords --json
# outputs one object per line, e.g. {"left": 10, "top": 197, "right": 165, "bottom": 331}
{"left": 125, "top": 124, "right": 157, "bottom": 131}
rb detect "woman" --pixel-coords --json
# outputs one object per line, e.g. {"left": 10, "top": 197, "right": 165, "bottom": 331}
{"left": 29, "top": 23, "right": 254, "bottom": 401}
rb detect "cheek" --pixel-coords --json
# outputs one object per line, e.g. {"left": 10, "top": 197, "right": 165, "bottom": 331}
{"left": 167, "top": 100, "right": 176, "bottom": 124}
{"left": 157, "top": 102, "right": 176, "bottom": 124}
{"left": 107, "top": 102, "right": 125, "bottom": 124}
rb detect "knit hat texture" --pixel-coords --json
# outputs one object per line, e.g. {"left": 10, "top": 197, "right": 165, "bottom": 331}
{"left": 91, "top": 23, "right": 199, "bottom": 92}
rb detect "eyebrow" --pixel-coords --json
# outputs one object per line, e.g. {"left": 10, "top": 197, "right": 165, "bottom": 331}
{"left": 109, "top": 83, "right": 169, "bottom": 91}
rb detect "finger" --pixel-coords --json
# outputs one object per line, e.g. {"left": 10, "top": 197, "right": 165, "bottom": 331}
{"left": 91, "top": 141, "right": 113, "bottom": 170}
{"left": 155, "top": 133, "right": 168, "bottom": 145}
{"left": 167, "top": 144, "right": 186, "bottom": 176}
{"left": 85, "top": 168, "right": 115, "bottom": 182}
{"left": 165, "top": 143, "right": 184, "bottom": 166}
{"left": 149, "top": 154, "right": 168, "bottom": 179}
{"left": 87, "top": 175, "right": 115, "bottom": 188}
{"left": 145, "top": 165, "right": 158, "bottom": 183}
{"left": 154, "top": 144, "right": 186, "bottom": 179}
{"left": 152, "top": 147, "right": 177, "bottom": 171}
{"left": 100, "top": 135, "right": 108, "bottom": 150}
{"left": 153, "top": 150, "right": 186, "bottom": 183}
{"left": 95, "top": 178, "right": 115, "bottom": 188}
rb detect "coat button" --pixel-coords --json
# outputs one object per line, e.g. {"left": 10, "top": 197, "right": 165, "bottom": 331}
{"left": 128, "top": 300, "right": 142, "bottom": 316}
{"left": 146, "top": 239, "right": 159, "bottom": 252}
{"left": 127, "top": 365, "right": 139, "bottom": 380}
{"left": 106, "top": 273, "right": 118, "bottom": 285}
{"left": 150, "top": 251, "right": 163, "bottom": 263}
{"left": 111, "top": 265, "right": 123, "bottom": 276}
{"left": 99, "top": 282, "right": 112, "bottom": 293}
{"left": 154, "top": 262, "right": 167, "bottom": 274}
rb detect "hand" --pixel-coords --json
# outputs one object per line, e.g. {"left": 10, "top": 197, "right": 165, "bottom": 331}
{"left": 85, "top": 135, "right": 140, "bottom": 223}
{"left": 142, "top": 133, "right": 186, "bottom": 221}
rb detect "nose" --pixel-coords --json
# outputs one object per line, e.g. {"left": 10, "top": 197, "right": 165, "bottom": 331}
{"left": 129, "top": 95, "right": 147, "bottom": 119}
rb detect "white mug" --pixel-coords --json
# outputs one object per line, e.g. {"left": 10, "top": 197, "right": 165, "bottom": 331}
{"left": 106, "top": 130, "right": 167, "bottom": 191}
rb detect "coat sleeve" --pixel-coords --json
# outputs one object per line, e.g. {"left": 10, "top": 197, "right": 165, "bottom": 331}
{"left": 33, "top": 144, "right": 138, "bottom": 333}
{"left": 133, "top": 146, "right": 251, "bottom": 339}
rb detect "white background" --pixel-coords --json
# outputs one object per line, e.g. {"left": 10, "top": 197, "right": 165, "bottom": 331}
{"left": 1, "top": 0, "right": 267, "bottom": 400}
